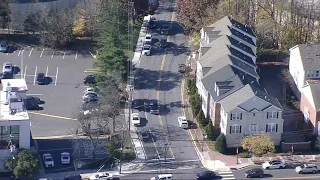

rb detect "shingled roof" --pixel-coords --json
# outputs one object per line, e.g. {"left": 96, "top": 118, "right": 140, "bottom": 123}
{"left": 291, "top": 43, "right": 320, "bottom": 71}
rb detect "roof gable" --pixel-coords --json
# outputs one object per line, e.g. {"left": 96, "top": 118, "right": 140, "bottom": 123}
{"left": 294, "top": 43, "right": 320, "bottom": 71}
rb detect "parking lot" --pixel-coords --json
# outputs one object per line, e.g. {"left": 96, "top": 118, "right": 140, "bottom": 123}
{"left": 0, "top": 47, "right": 95, "bottom": 138}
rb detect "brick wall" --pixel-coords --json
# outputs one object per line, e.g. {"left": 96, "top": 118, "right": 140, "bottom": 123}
{"left": 281, "top": 142, "right": 311, "bottom": 152}
{"left": 300, "top": 92, "right": 318, "bottom": 133}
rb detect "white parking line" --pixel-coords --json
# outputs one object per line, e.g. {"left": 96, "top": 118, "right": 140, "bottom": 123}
{"left": 40, "top": 49, "right": 44, "bottom": 58}
{"left": 51, "top": 51, "right": 54, "bottom": 58}
{"left": 55, "top": 67, "right": 58, "bottom": 86}
{"left": 63, "top": 51, "right": 66, "bottom": 59}
{"left": 18, "top": 50, "right": 21, "bottom": 56}
{"left": 75, "top": 51, "right": 78, "bottom": 59}
{"left": 27, "top": 94, "right": 43, "bottom": 96}
{"left": 88, "top": 51, "right": 96, "bottom": 58}
{"left": 33, "top": 66, "right": 37, "bottom": 85}
{"left": 45, "top": 66, "right": 48, "bottom": 77}
{"left": 29, "top": 48, "right": 33, "bottom": 57}
{"left": 24, "top": 65, "right": 27, "bottom": 79}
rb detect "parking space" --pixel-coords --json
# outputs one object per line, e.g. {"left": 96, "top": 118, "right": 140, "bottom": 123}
{"left": 0, "top": 47, "right": 95, "bottom": 138}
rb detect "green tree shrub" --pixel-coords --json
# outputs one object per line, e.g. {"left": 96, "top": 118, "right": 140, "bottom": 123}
{"left": 215, "top": 134, "right": 227, "bottom": 154}
{"left": 205, "top": 120, "right": 218, "bottom": 140}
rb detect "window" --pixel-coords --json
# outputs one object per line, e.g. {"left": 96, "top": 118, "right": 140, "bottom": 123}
{"left": 266, "top": 123, "right": 278, "bottom": 132}
{"left": 253, "top": 113, "right": 255, "bottom": 116}
{"left": 230, "top": 113, "right": 242, "bottom": 120}
{"left": 249, "top": 124, "right": 258, "bottom": 132}
{"left": 0, "top": 126, "right": 19, "bottom": 149}
{"left": 230, "top": 125, "right": 241, "bottom": 134}
{"left": 267, "top": 111, "right": 278, "bottom": 119}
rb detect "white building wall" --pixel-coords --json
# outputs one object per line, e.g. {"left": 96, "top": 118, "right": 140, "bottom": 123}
{"left": 289, "top": 46, "right": 306, "bottom": 92}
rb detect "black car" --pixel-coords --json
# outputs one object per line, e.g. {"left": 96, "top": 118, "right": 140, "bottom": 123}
{"left": 84, "top": 74, "right": 96, "bottom": 85}
{"left": 25, "top": 95, "right": 41, "bottom": 104}
{"left": 139, "top": 131, "right": 151, "bottom": 141}
{"left": 245, "top": 168, "right": 264, "bottom": 178}
{"left": 149, "top": 19, "right": 157, "bottom": 29}
{"left": 24, "top": 102, "right": 41, "bottom": 110}
{"left": 160, "top": 38, "right": 167, "bottom": 48}
{"left": 64, "top": 175, "right": 81, "bottom": 180}
{"left": 36, "top": 73, "right": 45, "bottom": 85}
{"left": 160, "top": 23, "right": 170, "bottom": 35}
{"left": 0, "top": 44, "right": 9, "bottom": 53}
{"left": 150, "top": 100, "right": 159, "bottom": 115}
{"left": 196, "top": 170, "right": 216, "bottom": 180}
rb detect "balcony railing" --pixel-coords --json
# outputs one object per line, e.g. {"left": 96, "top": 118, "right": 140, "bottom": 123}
{"left": 244, "top": 131, "right": 264, "bottom": 136}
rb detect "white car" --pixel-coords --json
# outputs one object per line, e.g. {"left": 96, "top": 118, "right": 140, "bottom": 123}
{"left": 178, "top": 116, "right": 189, "bottom": 129}
{"left": 43, "top": 153, "right": 54, "bottom": 168}
{"left": 145, "top": 34, "right": 152, "bottom": 44}
{"left": 142, "top": 44, "right": 151, "bottom": 56}
{"left": 84, "top": 87, "right": 95, "bottom": 94}
{"left": 89, "top": 172, "right": 112, "bottom": 180}
{"left": 150, "top": 174, "right": 173, "bottom": 180}
{"left": 262, "top": 160, "right": 285, "bottom": 169}
{"left": 3, "top": 62, "right": 12, "bottom": 74}
{"left": 60, "top": 152, "right": 70, "bottom": 164}
{"left": 131, "top": 113, "right": 141, "bottom": 126}
{"left": 83, "top": 92, "right": 98, "bottom": 99}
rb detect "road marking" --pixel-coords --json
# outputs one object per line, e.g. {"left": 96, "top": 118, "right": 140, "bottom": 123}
{"left": 23, "top": 65, "right": 27, "bottom": 79}
{"left": 55, "top": 67, "right": 59, "bottom": 86}
{"left": 63, "top": 51, "right": 66, "bottom": 59}
{"left": 40, "top": 48, "right": 44, "bottom": 58}
{"left": 272, "top": 176, "right": 320, "bottom": 180}
{"left": 144, "top": 105, "right": 161, "bottom": 159}
{"left": 89, "top": 51, "right": 96, "bottom": 59}
{"left": 138, "top": 166, "right": 196, "bottom": 173}
{"left": 28, "top": 111, "right": 77, "bottom": 120}
{"left": 45, "top": 66, "right": 48, "bottom": 77}
{"left": 33, "top": 66, "right": 37, "bottom": 85}
{"left": 29, "top": 48, "right": 33, "bottom": 57}
{"left": 18, "top": 50, "right": 21, "bottom": 56}
{"left": 51, "top": 51, "right": 54, "bottom": 58}
{"left": 75, "top": 51, "right": 78, "bottom": 59}
{"left": 26, "top": 94, "right": 43, "bottom": 96}
{"left": 156, "top": 11, "right": 176, "bottom": 160}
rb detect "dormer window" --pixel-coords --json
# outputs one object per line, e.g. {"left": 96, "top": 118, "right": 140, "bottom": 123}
{"left": 230, "top": 113, "right": 242, "bottom": 120}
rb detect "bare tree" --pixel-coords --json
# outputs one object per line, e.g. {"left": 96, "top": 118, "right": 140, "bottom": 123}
{"left": 74, "top": 0, "right": 103, "bottom": 37}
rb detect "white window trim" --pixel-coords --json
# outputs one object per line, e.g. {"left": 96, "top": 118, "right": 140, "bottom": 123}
{"left": 268, "top": 111, "right": 277, "bottom": 119}
{"left": 267, "top": 123, "right": 276, "bottom": 133}
{"left": 231, "top": 112, "right": 242, "bottom": 120}
{"left": 231, "top": 124, "right": 241, "bottom": 134}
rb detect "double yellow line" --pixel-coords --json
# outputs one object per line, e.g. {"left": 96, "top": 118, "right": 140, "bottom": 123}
{"left": 156, "top": 11, "right": 176, "bottom": 159}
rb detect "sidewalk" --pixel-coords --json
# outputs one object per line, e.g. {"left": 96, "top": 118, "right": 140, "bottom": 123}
{"left": 183, "top": 56, "right": 254, "bottom": 171}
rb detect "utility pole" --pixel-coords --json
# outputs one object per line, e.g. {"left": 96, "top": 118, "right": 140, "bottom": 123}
{"left": 127, "top": 0, "right": 135, "bottom": 132}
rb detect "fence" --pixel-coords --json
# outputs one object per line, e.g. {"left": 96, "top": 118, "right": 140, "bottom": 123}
{"left": 281, "top": 141, "right": 311, "bottom": 152}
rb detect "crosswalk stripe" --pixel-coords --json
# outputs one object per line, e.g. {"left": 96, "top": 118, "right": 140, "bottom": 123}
{"left": 220, "top": 174, "right": 234, "bottom": 177}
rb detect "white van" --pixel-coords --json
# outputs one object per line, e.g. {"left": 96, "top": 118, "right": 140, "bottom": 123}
{"left": 150, "top": 174, "right": 173, "bottom": 180}
{"left": 178, "top": 116, "right": 189, "bottom": 129}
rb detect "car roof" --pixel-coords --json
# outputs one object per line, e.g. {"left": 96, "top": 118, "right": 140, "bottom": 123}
{"left": 61, "top": 152, "right": 70, "bottom": 155}
{"left": 143, "top": 44, "right": 151, "bottom": 48}
{"left": 157, "top": 174, "right": 172, "bottom": 178}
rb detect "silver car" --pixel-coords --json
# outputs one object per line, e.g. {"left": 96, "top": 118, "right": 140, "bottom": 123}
{"left": 2, "top": 62, "right": 12, "bottom": 74}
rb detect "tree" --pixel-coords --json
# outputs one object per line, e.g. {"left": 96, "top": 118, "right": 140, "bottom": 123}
{"left": 40, "top": 9, "right": 75, "bottom": 48}
{"left": 5, "top": 149, "right": 39, "bottom": 178}
{"left": 23, "top": 12, "right": 42, "bottom": 34}
{"left": 215, "top": 133, "right": 227, "bottom": 154}
{"left": 241, "top": 133, "right": 275, "bottom": 157}
{"left": 0, "top": 0, "right": 10, "bottom": 29}
{"left": 197, "top": 110, "right": 207, "bottom": 127}
{"left": 177, "top": 0, "right": 219, "bottom": 34}
{"left": 205, "top": 120, "right": 218, "bottom": 140}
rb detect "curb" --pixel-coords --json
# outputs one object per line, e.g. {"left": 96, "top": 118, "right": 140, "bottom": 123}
{"left": 230, "top": 164, "right": 257, "bottom": 171}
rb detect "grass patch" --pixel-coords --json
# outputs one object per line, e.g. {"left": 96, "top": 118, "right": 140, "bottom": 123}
{"left": 206, "top": 140, "right": 216, "bottom": 152}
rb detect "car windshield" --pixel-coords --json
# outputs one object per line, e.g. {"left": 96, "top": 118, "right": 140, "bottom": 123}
{"left": 46, "top": 158, "right": 53, "bottom": 161}
{"left": 5, "top": 65, "right": 11, "bottom": 69}
{"left": 143, "top": 46, "right": 150, "bottom": 50}
{"left": 146, "top": 36, "right": 151, "bottom": 39}
{"left": 62, "top": 156, "right": 69, "bottom": 159}
{"left": 133, "top": 117, "right": 139, "bottom": 120}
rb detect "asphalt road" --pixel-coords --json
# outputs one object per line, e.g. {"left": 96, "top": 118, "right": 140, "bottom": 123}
{"left": 0, "top": 48, "right": 94, "bottom": 137}
{"left": 121, "top": 167, "right": 234, "bottom": 180}
{"left": 132, "top": 0, "right": 198, "bottom": 163}
{"left": 233, "top": 163, "right": 320, "bottom": 179}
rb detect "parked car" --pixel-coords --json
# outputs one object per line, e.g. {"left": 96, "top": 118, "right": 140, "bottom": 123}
{"left": 139, "top": 131, "right": 151, "bottom": 142}
{"left": 36, "top": 73, "right": 46, "bottom": 85}
{"left": 84, "top": 87, "right": 95, "bottom": 94}
{"left": 295, "top": 164, "right": 318, "bottom": 174}
{"left": 64, "top": 175, "right": 81, "bottom": 180}
{"left": 150, "top": 100, "right": 159, "bottom": 115}
{"left": 142, "top": 44, "right": 151, "bottom": 55}
{"left": 160, "top": 38, "right": 167, "bottom": 48}
{"left": 25, "top": 95, "right": 41, "bottom": 104}
{"left": 83, "top": 92, "right": 98, "bottom": 99}
{"left": 149, "top": 17, "right": 156, "bottom": 29}
{"left": 150, "top": 174, "right": 172, "bottom": 180}
{"left": 178, "top": 116, "right": 189, "bottom": 129}
{"left": 84, "top": 74, "right": 96, "bottom": 85}
{"left": 160, "top": 23, "right": 170, "bottom": 35}
{"left": 244, "top": 168, "right": 264, "bottom": 178}
{"left": 178, "top": 64, "right": 186, "bottom": 73}
{"left": 262, "top": 160, "right": 285, "bottom": 169}
{"left": 83, "top": 96, "right": 99, "bottom": 103}
{"left": 131, "top": 113, "right": 141, "bottom": 126}
{"left": 43, "top": 153, "right": 54, "bottom": 168}
{"left": 145, "top": 34, "right": 152, "bottom": 44}
{"left": 2, "top": 62, "right": 12, "bottom": 74}
{"left": 24, "top": 102, "right": 41, "bottom": 110}
{"left": 196, "top": 170, "right": 216, "bottom": 180}
{"left": 89, "top": 172, "right": 112, "bottom": 180}
{"left": 61, "top": 152, "right": 70, "bottom": 164}
{"left": 0, "top": 44, "right": 9, "bottom": 53}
